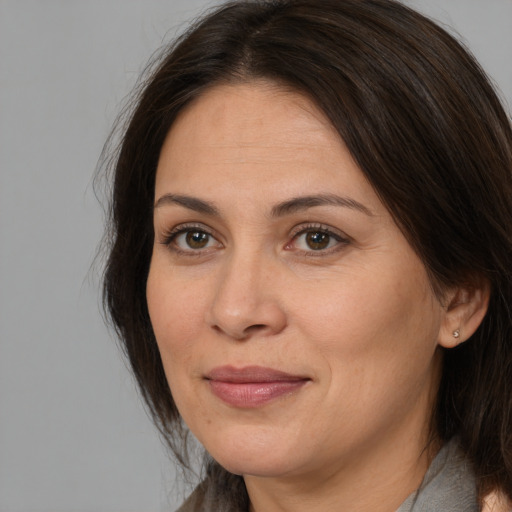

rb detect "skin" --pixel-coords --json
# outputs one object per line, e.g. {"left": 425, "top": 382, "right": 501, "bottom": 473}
{"left": 146, "top": 82, "right": 489, "bottom": 512}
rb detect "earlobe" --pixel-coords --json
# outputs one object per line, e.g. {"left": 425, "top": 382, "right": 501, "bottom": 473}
{"left": 438, "top": 279, "right": 491, "bottom": 349}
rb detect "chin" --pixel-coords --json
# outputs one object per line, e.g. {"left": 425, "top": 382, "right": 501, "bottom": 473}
{"left": 200, "top": 424, "right": 308, "bottom": 478}
{"left": 216, "top": 454, "right": 297, "bottom": 478}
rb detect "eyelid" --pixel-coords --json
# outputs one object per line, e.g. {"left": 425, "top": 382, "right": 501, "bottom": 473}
{"left": 287, "top": 222, "right": 351, "bottom": 254}
{"left": 289, "top": 222, "right": 348, "bottom": 239}
{"left": 159, "top": 222, "right": 222, "bottom": 251}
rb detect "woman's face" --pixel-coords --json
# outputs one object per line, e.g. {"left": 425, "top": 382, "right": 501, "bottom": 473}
{"left": 147, "top": 82, "right": 447, "bottom": 483}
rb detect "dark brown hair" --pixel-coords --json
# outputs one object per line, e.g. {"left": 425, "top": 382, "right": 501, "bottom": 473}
{"left": 101, "top": 0, "right": 512, "bottom": 507}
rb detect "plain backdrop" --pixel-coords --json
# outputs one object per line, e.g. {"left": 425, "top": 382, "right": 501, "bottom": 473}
{"left": 0, "top": 1, "right": 510, "bottom": 511}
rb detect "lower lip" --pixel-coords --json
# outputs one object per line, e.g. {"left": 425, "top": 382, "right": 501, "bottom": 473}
{"left": 208, "top": 380, "right": 308, "bottom": 408}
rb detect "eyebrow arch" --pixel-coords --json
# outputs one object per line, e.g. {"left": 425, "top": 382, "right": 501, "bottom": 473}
{"left": 154, "top": 192, "right": 373, "bottom": 218}
{"left": 271, "top": 194, "right": 374, "bottom": 217}
{"left": 154, "top": 194, "right": 219, "bottom": 216}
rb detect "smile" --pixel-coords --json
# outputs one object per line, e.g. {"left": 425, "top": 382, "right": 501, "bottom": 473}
{"left": 205, "top": 366, "right": 310, "bottom": 408}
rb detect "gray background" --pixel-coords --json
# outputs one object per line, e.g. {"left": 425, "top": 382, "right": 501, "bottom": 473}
{"left": 0, "top": 1, "right": 510, "bottom": 511}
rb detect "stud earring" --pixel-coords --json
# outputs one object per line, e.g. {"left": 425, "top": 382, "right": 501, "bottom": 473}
{"left": 453, "top": 329, "right": 460, "bottom": 339}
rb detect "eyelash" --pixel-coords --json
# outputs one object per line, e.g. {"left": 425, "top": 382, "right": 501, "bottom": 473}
{"left": 160, "top": 223, "right": 219, "bottom": 256}
{"left": 288, "top": 223, "right": 350, "bottom": 255}
{"left": 159, "top": 222, "right": 350, "bottom": 256}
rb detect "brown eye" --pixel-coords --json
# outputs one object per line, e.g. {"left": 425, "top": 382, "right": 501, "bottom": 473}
{"left": 290, "top": 225, "right": 348, "bottom": 253}
{"left": 164, "top": 225, "right": 222, "bottom": 254}
{"left": 305, "top": 231, "right": 330, "bottom": 250}
{"left": 185, "top": 231, "right": 210, "bottom": 249}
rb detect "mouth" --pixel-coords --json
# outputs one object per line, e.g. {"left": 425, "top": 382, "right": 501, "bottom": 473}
{"left": 205, "top": 365, "right": 310, "bottom": 408}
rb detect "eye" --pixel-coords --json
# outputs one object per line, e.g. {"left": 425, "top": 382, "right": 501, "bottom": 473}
{"left": 300, "top": 231, "right": 333, "bottom": 250}
{"left": 161, "top": 224, "right": 222, "bottom": 253}
{"left": 289, "top": 224, "right": 349, "bottom": 253}
{"left": 176, "top": 230, "right": 213, "bottom": 249}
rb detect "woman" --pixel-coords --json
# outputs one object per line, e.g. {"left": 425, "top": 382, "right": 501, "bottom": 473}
{"left": 101, "top": 0, "right": 512, "bottom": 510}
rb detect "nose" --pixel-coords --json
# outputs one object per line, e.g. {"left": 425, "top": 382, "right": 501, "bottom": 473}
{"left": 205, "top": 250, "right": 287, "bottom": 341}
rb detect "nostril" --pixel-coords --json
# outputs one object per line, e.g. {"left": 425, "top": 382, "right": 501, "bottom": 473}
{"left": 207, "top": 298, "right": 287, "bottom": 340}
{"left": 244, "top": 324, "right": 268, "bottom": 333}
{"left": 237, "top": 323, "right": 275, "bottom": 339}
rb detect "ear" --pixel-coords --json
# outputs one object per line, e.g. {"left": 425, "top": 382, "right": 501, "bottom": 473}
{"left": 438, "top": 278, "right": 491, "bottom": 349}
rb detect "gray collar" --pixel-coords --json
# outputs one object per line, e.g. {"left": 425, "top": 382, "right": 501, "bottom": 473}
{"left": 397, "top": 439, "right": 478, "bottom": 512}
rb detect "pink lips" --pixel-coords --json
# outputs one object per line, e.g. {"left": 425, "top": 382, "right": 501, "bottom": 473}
{"left": 205, "top": 366, "right": 309, "bottom": 408}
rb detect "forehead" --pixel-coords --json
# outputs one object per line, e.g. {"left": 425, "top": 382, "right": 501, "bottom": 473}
{"left": 154, "top": 81, "right": 384, "bottom": 216}
{"left": 161, "top": 81, "right": 339, "bottom": 162}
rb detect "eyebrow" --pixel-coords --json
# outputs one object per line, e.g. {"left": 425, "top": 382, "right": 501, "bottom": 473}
{"left": 271, "top": 194, "right": 374, "bottom": 217}
{"left": 154, "top": 192, "right": 373, "bottom": 217}
{"left": 154, "top": 194, "right": 220, "bottom": 216}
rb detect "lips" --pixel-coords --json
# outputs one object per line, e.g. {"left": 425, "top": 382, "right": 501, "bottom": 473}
{"left": 205, "top": 366, "right": 310, "bottom": 408}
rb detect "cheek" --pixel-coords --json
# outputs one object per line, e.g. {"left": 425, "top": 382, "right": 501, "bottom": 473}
{"left": 146, "top": 260, "right": 206, "bottom": 372}
{"left": 147, "top": 251, "right": 205, "bottom": 331}
{"left": 146, "top": 262, "right": 207, "bottom": 422}
{"left": 297, "top": 257, "right": 442, "bottom": 380}
{"left": 295, "top": 267, "right": 442, "bottom": 447}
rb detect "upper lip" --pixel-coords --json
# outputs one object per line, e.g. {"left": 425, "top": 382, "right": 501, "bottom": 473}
{"left": 206, "top": 365, "right": 310, "bottom": 383}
